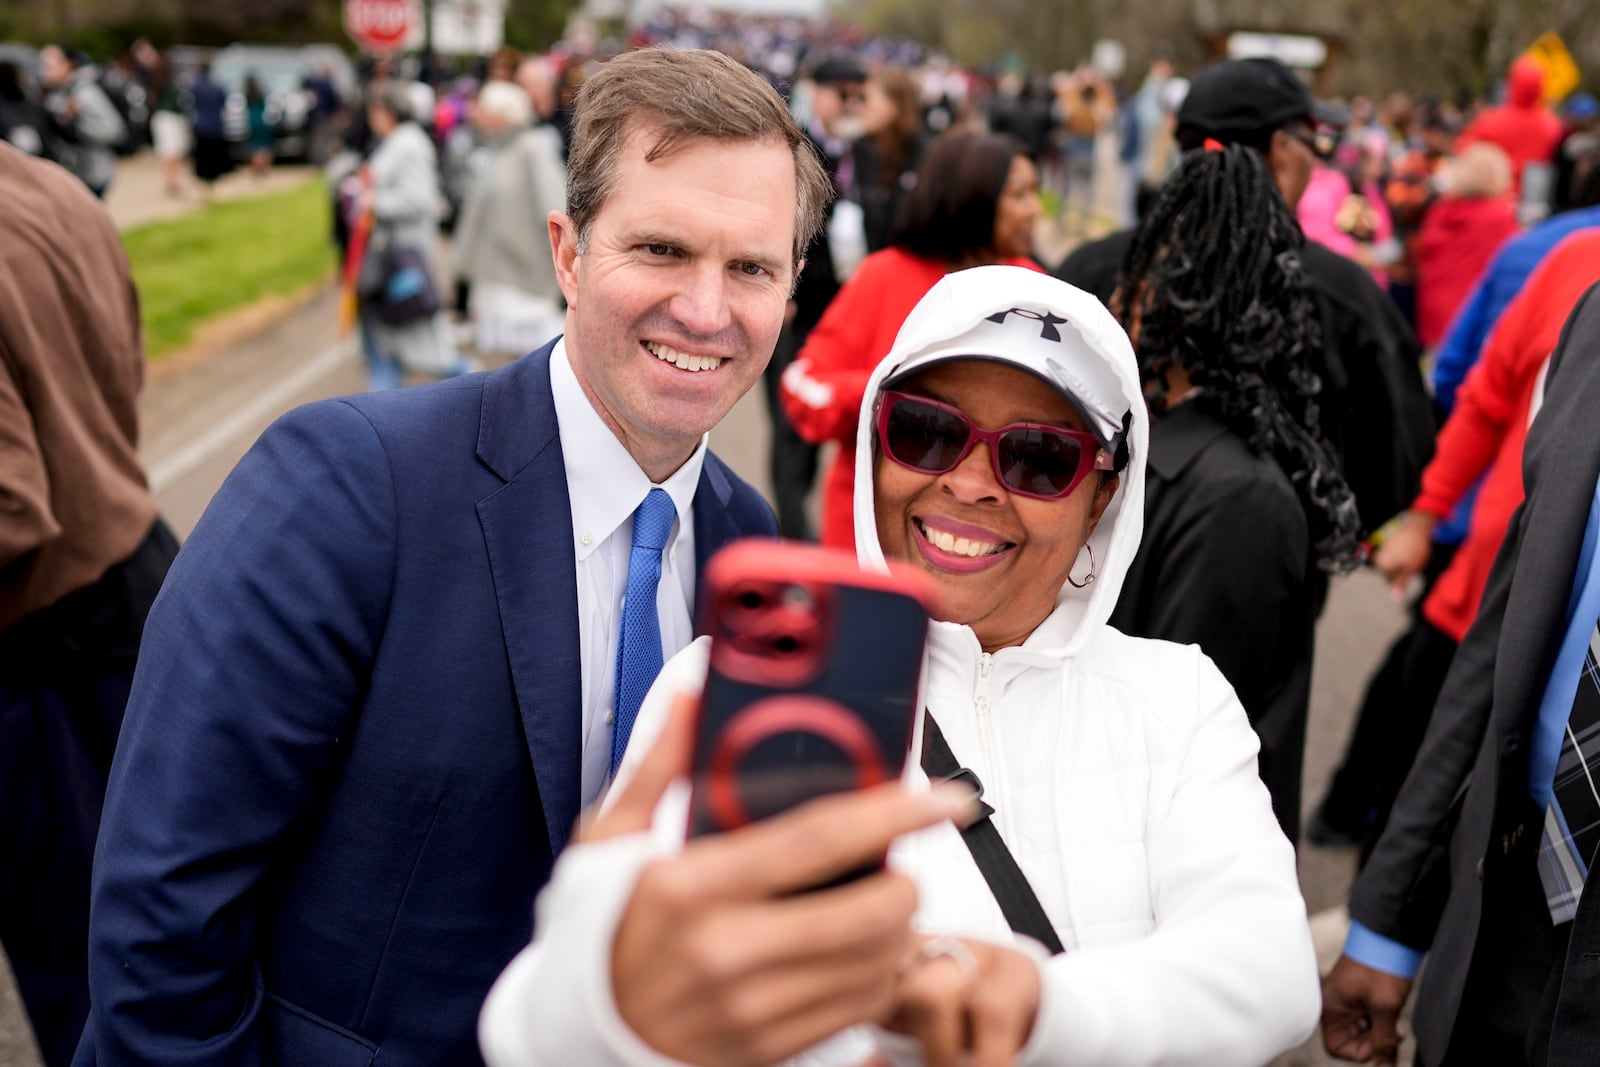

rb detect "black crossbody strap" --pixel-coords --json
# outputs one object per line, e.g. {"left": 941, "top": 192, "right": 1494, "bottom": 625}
{"left": 919, "top": 712, "right": 1066, "bottom": 955}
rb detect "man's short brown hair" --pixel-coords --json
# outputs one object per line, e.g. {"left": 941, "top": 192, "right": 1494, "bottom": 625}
{"left": 566, "top": 47, "right": 831, "bottom": 266}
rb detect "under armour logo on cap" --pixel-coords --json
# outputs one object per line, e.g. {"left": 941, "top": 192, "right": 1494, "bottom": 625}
{"left": 986, "top": 307, "right": 1068, "bottom": 342}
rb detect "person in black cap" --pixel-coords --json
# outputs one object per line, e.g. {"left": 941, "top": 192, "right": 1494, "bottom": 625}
{"left": 1171, "top": 57, "right": 1347, "bottom": 191}
{"left": 762, "top": 55, "right": 871, "bottom": 541}
{"left": 1056, "top": 56, "right": 1434, "bottom": 547}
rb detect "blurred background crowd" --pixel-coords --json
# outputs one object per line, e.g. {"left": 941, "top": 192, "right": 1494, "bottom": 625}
{"left": 3, "top": 7, "right": 1594, "bottom": 352}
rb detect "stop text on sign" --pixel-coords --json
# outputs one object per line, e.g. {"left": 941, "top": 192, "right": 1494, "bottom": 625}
{"left": 345, "top": 0, "right": 416, "bottom": 54}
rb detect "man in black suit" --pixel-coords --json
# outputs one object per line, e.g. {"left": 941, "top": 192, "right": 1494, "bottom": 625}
{"left": 1322, "top": 281, "right": 1600, "bottom": 1067}
{"left": 1056, "top": 57, "right": 1434, "bottom": 537}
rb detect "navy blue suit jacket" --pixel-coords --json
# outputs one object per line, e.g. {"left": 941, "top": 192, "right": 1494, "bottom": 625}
{"left": 77, "top": 344, "right": 776, "bottom": 1066}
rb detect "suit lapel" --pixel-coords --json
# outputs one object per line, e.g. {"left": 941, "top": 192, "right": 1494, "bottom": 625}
{"left": 1496, "top": 292, "right": 1600, "bottom": 744}
{"left": 691, "top": 455, "right": 739, "bottom": 631}
{"left": 476, "top": 345, "right": 584, "bottom": 855}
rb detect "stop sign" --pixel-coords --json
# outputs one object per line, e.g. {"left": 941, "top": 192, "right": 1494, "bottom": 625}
{"left": 344, "top": 0, "right": 415, "bottom": 55}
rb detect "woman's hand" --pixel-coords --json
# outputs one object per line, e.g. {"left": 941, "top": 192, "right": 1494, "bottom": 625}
{"left": 880, "top": 934, "right": 1042, "bottom": 1067}
{"left": 591, "top": 695, "right": 976, "bottom": 1067}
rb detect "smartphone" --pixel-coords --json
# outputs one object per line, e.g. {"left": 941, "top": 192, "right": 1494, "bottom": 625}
{"left": 686, "top": 541, "right": 936, "bottom": 853}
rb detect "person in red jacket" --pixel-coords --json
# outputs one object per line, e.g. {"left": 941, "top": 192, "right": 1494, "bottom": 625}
{"left": 781, "top": 128, "right": 1045, "bottom": 549}
{"left": 1415, "top": 142, "right": 1521, "bottom": 348}
{"left": 1456, "top": 56, "right": 1564, "bottom": 196}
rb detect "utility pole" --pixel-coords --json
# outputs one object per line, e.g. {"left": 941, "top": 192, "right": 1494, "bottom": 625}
{"left": 422, "top": 0, "right": 434, "bottom": 82}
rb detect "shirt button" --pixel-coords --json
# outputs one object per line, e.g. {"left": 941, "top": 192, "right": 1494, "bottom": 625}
{"left": 606, "top": 711, "right": 614, "bottom": 725}
{"left": 670, "top": 547, "right": 677, "bottom": 562}
{"left": 581, "top": 532, "right": 593, "bottom": 546}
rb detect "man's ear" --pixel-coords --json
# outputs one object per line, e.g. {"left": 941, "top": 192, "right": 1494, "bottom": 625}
{"left": 1264, "top": 131, "right": 1296, "bottom": 204}
{"left": 788, "top": 256, "right": 807, "bottom": 298}
{"left": 1264, "top": 129, "right": 1287, "bottom": 171}
{"left": 549, "top": 210, "right": 581, "bottom": 309}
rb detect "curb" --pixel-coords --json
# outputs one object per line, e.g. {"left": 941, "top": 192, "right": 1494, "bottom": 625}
{"left": 146, "top": 277, "right": 337, "bottom": 383}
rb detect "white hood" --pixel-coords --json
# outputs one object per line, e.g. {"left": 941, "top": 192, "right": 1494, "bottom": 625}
{"left": 851, "top": 265, "right": 1149, "bottom": 660}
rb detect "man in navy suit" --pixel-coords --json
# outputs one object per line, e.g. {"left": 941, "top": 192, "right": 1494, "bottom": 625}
{"left": 76, "top": 48, "right": 834, "bottom": 1066}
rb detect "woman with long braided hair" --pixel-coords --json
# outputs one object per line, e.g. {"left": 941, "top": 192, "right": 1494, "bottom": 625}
{"left": 1108, "top": 141, "right": 1362, "bottom": 844}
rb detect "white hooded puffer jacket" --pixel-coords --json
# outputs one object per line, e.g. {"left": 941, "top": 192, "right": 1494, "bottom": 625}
{"left": 478, "top": 268, "right": 1320, "bottom": 1067}
{"left": 844, "top": 268, "right": 1320, "bottom": 1065}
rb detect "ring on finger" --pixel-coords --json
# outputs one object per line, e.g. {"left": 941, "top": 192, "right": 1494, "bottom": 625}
{"left": 918, "top": 936, "right": 978, "bottom": 982}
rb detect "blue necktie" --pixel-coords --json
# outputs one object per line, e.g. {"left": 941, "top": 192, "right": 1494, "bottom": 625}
{"left": 610, "top": 488, "right": 677, "bottom": 774}
{"left": 1537, "top": 622, "right": 1600, "bottom": 923}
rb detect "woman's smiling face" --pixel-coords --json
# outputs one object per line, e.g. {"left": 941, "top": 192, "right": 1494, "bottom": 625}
{"left": 873, "top": 359, "right": 1117, "bottom": 652}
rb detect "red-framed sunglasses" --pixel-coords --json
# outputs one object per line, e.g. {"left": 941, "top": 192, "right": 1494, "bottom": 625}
{"left": 875, "top": 390, "right": 1114, "bottom": 500}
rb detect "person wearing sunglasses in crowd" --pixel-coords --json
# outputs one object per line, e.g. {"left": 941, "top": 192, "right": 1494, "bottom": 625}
{"left": 1109, "top": 143, "right": 1364, "bottom": 845}
{"left": 781, "top": 128, "right": 1045, "bottom": 551}
{"left": 479, "top": 266, "right": 1320, "bottom": 1067}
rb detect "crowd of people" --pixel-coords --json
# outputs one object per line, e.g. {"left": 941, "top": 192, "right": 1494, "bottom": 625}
{"left": 0, "top": 45, "right": 130, "bottom": 197}
{"left": 6, "top": 12, "right": 1600, "bottom": 1067}
{"left": 0, "top": 37, "right": 353, "bottom": 199}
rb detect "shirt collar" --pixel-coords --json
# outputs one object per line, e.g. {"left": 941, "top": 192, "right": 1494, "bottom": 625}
{"left": 1145, "top": 396, "right": 1232, "bottom": 483}
{"left": 550, "top": 339, "right": 708, "bottom": 561}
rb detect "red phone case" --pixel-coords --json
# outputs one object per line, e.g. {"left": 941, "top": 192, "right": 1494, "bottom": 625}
{"left": 687, "top": 541, "right": 936, "bottom": 843}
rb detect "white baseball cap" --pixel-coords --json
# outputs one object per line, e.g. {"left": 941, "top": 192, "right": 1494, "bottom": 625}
{"left": 881, "top": 265, "right": 1137, "bottom": 450}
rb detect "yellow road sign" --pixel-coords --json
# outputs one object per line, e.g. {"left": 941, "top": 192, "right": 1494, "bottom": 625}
{"left": 1523, "top": 32, "right": 1581, "bottom": 105}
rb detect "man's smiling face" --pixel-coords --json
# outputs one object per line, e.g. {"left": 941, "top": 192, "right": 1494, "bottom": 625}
{"left": 550, "top": 123, "right": 799, "bottom": 480}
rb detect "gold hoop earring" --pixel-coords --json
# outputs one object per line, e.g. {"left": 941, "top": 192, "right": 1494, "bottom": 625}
{"left": 1067, "top": 542, "right": 1097, "bottom": 589}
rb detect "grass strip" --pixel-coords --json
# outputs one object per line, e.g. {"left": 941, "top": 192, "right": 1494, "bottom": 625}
{"left": 122, "top": 178, "right": 336, "bottom": 360}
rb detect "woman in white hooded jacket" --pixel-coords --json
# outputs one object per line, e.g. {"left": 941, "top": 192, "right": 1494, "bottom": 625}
{"left": 480, "top": 266, "right": 1320, "bottom": 1066}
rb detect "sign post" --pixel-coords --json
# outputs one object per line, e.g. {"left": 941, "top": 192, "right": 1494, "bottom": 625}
{"left": 431, "top": 1, "right": 506, "bottom": 56}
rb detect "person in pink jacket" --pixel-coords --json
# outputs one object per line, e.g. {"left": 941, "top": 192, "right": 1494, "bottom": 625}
{"left": 1298, "top": 130, "right": 1397, "bottom": 287}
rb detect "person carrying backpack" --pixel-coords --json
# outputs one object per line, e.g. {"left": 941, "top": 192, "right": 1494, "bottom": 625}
{"left": 38, "top": 45, "right": 125, "bottom": 198}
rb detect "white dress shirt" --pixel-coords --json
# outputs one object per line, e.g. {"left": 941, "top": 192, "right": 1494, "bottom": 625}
{"left": 549, "top": 342, "right": 706, "bottom": 806}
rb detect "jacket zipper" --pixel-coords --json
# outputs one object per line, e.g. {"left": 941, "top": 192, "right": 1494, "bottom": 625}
{"left": 975, "top": 653, "right": 995, "bottom": 755}
{"left": 974, "top": 652, "right": 1014, "bottom": 847}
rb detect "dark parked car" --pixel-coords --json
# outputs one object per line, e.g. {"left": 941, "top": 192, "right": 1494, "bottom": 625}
{"left": 0, "top": 42, "right": 39, "bottom": 77}
{"left": 0, "top": 43, "right": 45, "bottom": 155}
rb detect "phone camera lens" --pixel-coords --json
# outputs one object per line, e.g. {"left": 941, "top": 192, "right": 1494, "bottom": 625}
{"left": 737, "top": 588, "right": 766, "bottom": 611}
{"left": 772, "top": 635, "right": 801, "bottom": 656}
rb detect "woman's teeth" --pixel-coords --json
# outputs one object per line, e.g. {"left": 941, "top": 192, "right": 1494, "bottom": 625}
{"left": 917, "top": 520, "right": 1007, "bottom": 558}
{"left": 647, "top": 341, "right": 722, "bottom": 372}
